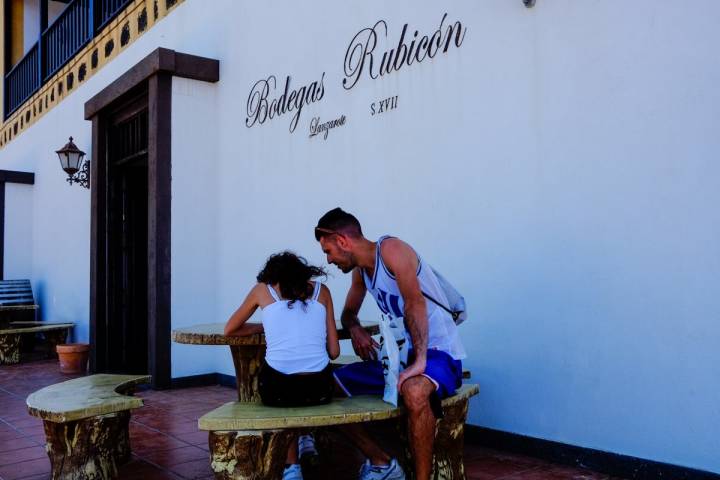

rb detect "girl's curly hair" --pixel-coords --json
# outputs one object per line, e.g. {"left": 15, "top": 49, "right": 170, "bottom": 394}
{"left": 256, "top": 251, "right": 326, "bottom": 308}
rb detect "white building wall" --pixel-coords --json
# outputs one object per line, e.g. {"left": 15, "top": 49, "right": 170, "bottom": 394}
{"left": 47, "top": 1, "right": 65, "bottom": 25}
{"left": 169, "top": 76, "right": 221, "bottom": 377}
{"left": 23, "top": 0, "right": 40, "bottom": 54}
{"left": 0, "top": 0, "right": 718, "bottom": 473}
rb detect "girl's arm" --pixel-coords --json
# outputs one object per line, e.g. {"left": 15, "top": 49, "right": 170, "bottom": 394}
{"left": 224, "top": 284, "right": 265, "bottom": 336}
{"left": 320, "top": 284, "right": 340, "bottom": 359}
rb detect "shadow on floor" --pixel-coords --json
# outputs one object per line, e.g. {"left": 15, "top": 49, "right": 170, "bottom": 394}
{"left": 0, "top": 357, "right": 621, "bottom": 479}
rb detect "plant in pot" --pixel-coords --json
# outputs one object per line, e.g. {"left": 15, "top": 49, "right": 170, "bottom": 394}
{"left": 56, "top": 343, "right": 90, "bottom": 374}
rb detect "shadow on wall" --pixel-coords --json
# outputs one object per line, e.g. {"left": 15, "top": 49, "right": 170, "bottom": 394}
{"left": 34, "top": 280, "right": 45, "bottom": 323}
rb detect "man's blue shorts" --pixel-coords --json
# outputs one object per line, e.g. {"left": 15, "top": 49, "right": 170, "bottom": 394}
{"left": 333, "top": 349, "right": 463, "bottom": 399}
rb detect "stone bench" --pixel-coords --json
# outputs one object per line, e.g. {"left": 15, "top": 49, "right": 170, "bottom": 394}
{"left": 0, "top": 321, "right": 74, "bottom": 364}
{"left": 198, "top": 383, "right": 479, "bottom": 480}
{"left": 26, "top": 374, "right": 151, "bottom": 480}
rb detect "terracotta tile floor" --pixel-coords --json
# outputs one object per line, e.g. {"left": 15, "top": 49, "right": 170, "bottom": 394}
{"left": 0, "top": 358, "right": 622, "bottom": 479}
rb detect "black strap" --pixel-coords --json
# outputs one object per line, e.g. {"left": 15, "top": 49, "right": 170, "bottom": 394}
{"left": 422, "top": 291, "right": 460, "bottom": 321}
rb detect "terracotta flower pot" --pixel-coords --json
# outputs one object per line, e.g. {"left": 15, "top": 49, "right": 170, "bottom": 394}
{"left": 56, "top": 343, "right": 90, "bottom": 374}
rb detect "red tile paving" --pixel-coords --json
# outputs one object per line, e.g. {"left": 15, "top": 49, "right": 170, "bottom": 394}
{"left": 0, "top": 358, "right": 621, "bottom": 479}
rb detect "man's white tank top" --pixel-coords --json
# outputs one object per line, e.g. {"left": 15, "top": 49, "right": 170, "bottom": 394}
{"left": 362, "top": 236, "right": 466, "bottom": 360}
{"left": 261, "top": 281, "right": 329, "bottom": 374}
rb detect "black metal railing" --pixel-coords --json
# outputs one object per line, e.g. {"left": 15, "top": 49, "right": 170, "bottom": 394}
{"left": 3, "top": 0, "right": 133, "bottom": 119}
{"left": 97, "top": 0, "right": 132, "bottom": 30}
{"left": 43, "top": 0, "right": 92, "bottom": 79}
{"left": 4, "top": 45, "right": 39, "bottom": 117}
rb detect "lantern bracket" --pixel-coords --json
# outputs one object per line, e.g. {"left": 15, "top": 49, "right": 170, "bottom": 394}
{"left": 67, "top": 160, "right": 90, "bottom": 189}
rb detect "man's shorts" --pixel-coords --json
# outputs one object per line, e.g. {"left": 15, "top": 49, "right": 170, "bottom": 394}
{"left": 333, "top": 349, "right": 463, "bottom": 400}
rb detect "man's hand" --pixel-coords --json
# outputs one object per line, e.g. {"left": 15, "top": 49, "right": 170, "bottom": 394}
{"left": 398, "top": 357, "right": 427, "bottom": 390}
{"left": 350, "top": 324, "right": 380, "bottom": 360}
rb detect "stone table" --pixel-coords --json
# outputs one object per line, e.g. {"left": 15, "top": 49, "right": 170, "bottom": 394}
{"left": 171, "top": 321, "right": 379, "bottom": 402}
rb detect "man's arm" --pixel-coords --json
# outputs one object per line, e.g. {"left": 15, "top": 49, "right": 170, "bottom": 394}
{"left": 342, "top": 268, "right": 379, "bottom": 360}
{"left": 381, "top": 239, "right": 428, "bottom": 387}
{"left": 340, "top": 268, "right": 366, "bottom": 329}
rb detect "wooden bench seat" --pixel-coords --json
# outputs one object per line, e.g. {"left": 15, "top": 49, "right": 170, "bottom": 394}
{"left": 27, "top": 374, "right": 150, "bottom": 480}
{"left": 199, "top": 384, "right": 479, "bottom": 479}
{"left": 0, "top": 322, "right": 74, "bottom": 364}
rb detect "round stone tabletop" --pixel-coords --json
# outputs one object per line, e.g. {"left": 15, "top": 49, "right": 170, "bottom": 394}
{"left": 171, "top": 321, "right": 379, "bottom": 346}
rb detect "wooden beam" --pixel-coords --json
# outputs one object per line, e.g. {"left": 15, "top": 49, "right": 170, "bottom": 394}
{"left": 38, "top": 0, "right": 47, "bottom": 83}
{"left": 0, "top": 170, "right": 34, "bottom": 184}
{"left": 89, "top": 114, "right": 106, "bottom": 374}
{"left": 147, "top": 72, "right": 172, "bottom": 390}
{"left": 39, "top": 0, "right": 47, "bottom": 32}
{"left": 1, "top": 0, "right": 6, "bottom": 115}
{"left": 0, "top": 181, "right": 4, "bottom": 280}
{"left": 0, "top": 170, "right": 33, "bottom": 281}
{"left": 84, "top": 48, "right": 219, "bottom": 119}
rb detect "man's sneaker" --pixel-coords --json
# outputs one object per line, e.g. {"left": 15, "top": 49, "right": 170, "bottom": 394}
{"left": 298, "top": 434, "right": 320, "bottom": 468}
{"left": 358, "top": 458, "right": 406, "bottom": 480}
{"left": 283, "top": 463, "right": 303, "bottom": 480}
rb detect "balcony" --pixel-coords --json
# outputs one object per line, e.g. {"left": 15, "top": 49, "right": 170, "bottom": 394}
{"left": 3, "top": 0, "right": 133, "bottom": 119}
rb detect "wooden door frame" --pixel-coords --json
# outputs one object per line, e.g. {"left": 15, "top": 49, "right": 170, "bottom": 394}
{"left": 0, "top": 170, "right": 35, "bottom": 280}
{"left": 85, "top": 48, "right": 218, "bottom": 389}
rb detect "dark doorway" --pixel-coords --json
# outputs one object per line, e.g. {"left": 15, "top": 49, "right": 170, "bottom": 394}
{"left": 105, "top": 94, "right": 149, "bottom": 374}
{"left": 86, "top": 48, "right": 219, "bottom": 389}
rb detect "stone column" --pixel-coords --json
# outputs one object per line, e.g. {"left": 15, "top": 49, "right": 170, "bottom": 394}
{"left": 43, "top": 410, "right": 132, "bottom": 480}
{"left": 208, "top": 429, "right": 294, "bottom": 480}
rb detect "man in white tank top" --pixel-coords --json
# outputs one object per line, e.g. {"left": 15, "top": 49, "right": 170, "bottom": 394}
{"left": 315, "top": 208, "right": 466, "bottom": 480}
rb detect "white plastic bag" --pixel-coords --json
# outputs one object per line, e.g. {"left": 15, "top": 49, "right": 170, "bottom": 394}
{"left": 428, "top": 266, "right": 468, "bottom": 325}
{"left": 378, "top": 315, "right": 409, "bottom": 406}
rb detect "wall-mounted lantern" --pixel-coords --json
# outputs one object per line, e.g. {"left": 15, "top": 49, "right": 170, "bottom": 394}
{"left": 55, "top": 137, "right": 89, "bottom": 189}
{"left": 524, "top": 0, "right": 536, "bottom": 7}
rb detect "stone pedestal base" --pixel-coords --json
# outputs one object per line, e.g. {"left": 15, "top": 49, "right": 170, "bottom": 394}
{"left": 208, "top": 430, "right": 294, "bottom": 480}
{"left": 0, "top": 332, "right": 20, "bottom": 364}
{"left": 431, "top": 397, "right": 470, "bottom": 479}
{"left": 229, "top": 345, "right": 265, "bottom": 402}
{"left": 43, "top": 411, "right": 131, "bottom": 480}
{"left": 43, "top": 329, "right": 69, "bottom": 359}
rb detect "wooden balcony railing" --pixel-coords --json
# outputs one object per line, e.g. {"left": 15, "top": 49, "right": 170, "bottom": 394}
{"left": 3, "top": 0, "right": 133, "bottom": 119}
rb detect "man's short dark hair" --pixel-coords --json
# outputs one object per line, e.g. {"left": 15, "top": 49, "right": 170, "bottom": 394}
{"left": 315, "top": 208, "right": 363, "bottom": 240}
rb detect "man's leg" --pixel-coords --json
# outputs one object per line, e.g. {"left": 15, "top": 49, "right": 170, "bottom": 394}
{"left": 339, "top": 423, "right": 392, "bottom": 466}
{"left": 334, "top": 361, "right": 397, "bottom": 469}
{"left": 401, "top": 376, "right": 437, "bottom": 480}
{"left": 285, "top": 433, "right": 299, "bottom": 464}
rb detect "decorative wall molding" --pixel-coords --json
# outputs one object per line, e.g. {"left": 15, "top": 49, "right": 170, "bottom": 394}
{"left": 0, "top": 0, "right": 186, "bottom": 151}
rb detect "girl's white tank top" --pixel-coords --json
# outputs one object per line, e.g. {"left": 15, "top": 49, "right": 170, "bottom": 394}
{"left": 261, "top": 281, "right": 329, "bottom": 374}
